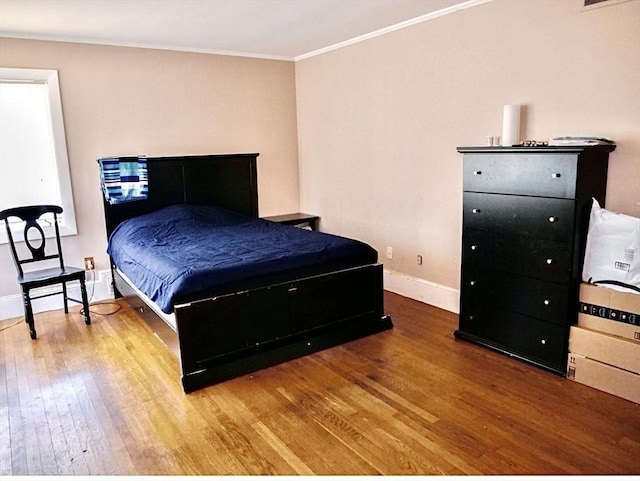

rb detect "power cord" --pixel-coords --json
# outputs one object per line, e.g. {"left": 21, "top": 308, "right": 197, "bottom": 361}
{"left": 1, "top": 270, "right": 123, "bottom": 331}
{"left": 0, "top": 318, "right": 24, "bottom": 332}
{"left": 1, "top": 301, "right": 123, "bottom": 332}
{"left": 87, "top": 267, "right": 97, "bottom": 301}
{"left": 78, "top": 268, "right": 123, "bottom": 316}
{"left": 80, "top": 301, "right": 122, "bottom": 317}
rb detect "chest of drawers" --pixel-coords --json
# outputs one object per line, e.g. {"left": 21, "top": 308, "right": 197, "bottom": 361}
{"left": 455, "top": 145, "right": 614, "bottom": 374}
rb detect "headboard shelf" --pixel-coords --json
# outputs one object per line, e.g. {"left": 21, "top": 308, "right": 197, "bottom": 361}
{"left": 100, "top": 153, "right": 259, "bottom": 237}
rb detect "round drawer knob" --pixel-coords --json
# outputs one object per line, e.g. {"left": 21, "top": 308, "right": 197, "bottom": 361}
{"left": 544, "top": 299, "right": 551, "bottom": 306}
{"left": 469, "top": 280, "right": 476, "bottom": 286}
{"left": 548, "top": 216, "right": 558, "bottom": 223}
{"left": 541, "top": 339, "right": 547, "bottom": 345}
{"left": 471, "top": 245, "right": 478, "bottom": 251}
{"left": 472, "top": 208, "right": 481, "bottom": 214}
{"left": 552, "top": 172, "right": 562, "bottom": 179}
{"left": 546, "top": 258, "right": 553, "bottom": 265}
{"left": 474, "top": 170, "right": 482, "bottom": 175}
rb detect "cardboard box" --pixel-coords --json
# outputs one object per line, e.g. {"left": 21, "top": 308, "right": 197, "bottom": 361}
{"left": 578, "top": 282, "right": 640, "bottom": 342}
{"left": 568, "top": 325, "right": 640, "bottom": 374}
{"left": 578, "top": 313, "right": 640, "bottom": 342}
{"left": 567, "top": 353, "right": 640, "bottom": 404}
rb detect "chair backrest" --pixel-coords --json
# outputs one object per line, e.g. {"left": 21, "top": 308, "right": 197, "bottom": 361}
{"left": 0, "top": 205, "right": 65, "bottom": 277}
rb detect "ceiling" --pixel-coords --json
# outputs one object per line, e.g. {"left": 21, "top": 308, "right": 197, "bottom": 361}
{"left": 0, "top": 0, "right": 478, "bottom": 61}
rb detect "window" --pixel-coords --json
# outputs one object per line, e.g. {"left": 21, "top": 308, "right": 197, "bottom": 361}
{"left": 0, "top": 68, "right": 77, "bottom": 243}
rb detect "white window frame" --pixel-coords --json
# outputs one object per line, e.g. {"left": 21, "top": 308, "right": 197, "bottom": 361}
{"left": 0, "top": 67, "right": 77, "bottom": 244}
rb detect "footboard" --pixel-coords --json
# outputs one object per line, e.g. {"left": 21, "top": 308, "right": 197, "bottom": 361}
{"left": 175, "top": 263, "right": 392, "bottom": 392}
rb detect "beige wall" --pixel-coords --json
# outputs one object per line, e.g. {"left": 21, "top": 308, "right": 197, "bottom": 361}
{"left": 295, "top": 0, "right": 640, "bottom": 294}
{"left": 0, "top": 38, "right": 299, "bottom": 299}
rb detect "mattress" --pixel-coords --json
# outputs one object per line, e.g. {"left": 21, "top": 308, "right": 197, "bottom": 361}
{"left": 107, "top": 204, "right": 378, "bottom": 313}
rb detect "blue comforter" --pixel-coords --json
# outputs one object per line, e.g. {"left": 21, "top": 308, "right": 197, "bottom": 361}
{"left": 107, "top": 204, "right": 378, "bottom": 313}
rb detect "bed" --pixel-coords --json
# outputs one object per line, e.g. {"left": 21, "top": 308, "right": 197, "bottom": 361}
{"left": 100, "top": 153, "right": 392, "bottom": 392}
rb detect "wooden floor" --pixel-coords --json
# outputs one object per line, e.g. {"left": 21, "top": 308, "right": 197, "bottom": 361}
{"left": 1, "top": 291, "right": 638, "bottom": 475}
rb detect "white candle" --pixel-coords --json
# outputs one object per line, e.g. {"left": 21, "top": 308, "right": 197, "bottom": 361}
{"left": 502, "top": 104, "right": 521, "bottom": 147}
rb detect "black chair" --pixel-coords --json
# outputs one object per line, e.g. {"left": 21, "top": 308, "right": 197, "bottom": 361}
{"left": 0, "top": 205, "right": 90, "bottom": 339}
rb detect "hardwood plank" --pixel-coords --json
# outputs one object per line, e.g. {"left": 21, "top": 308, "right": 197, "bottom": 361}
{"left": 0, "top": 358, "right": 11, "bottom": 476}
{"left": 251, "top": 420, "right": 315, "bottom": 475}
{"left": 240, "top": 381, "right": 379, "bottom": 474}
{"left": 1, "top": 293, "right": 638, "bottom": 475}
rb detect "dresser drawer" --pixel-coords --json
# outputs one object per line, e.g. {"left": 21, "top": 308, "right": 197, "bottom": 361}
{"left": 463, "top": 153, "right": 578, "bottom": 198}
{"left": 464, "top": 192, "right": 574, "bottom": 242}
{"left": 461, "top": 268, "right": 570, "bottom": 325}
{"left": 462, "top": 229, "right": 572, "bottom": 283}
{"left": 458, "top": 309, "right": 567, "bottom": 370}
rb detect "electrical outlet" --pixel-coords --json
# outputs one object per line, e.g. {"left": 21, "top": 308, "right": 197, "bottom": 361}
{"left": 417, "top": 255, "right": 423, "bottom": 265}
{"left": 83, "top": 256, "right": 95, "bottom": 271}
{"left": 386, "top": 246, "right": 393, "bottom": 259}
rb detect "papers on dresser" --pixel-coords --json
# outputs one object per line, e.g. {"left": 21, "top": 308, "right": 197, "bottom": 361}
{"left": 549, "top": 136, "right": 615, "bottom": 146}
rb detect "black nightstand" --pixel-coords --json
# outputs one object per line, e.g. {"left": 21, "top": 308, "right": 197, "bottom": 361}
{"left": 262, "top": 213, "right": 319, "bottom": 231}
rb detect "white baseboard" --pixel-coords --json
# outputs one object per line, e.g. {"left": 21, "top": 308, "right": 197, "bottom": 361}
{"left": 0, "top": 269, "right": 114, "bottom": 321}
{"left": 383, "top": 269, "right": 460, "bottom": 314}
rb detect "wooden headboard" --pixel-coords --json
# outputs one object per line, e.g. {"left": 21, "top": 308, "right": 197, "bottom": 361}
{"left": 100, "top": 153, "right": 259, "bottom": 237}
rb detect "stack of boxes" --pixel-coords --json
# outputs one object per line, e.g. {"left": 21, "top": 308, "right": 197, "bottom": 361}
{"left": 567, "top": 282, "right": 640, "bottom": 403}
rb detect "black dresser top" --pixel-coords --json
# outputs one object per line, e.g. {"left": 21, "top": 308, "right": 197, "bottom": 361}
{"left": 457, "top": 145, "right": 616, "bottom": 154}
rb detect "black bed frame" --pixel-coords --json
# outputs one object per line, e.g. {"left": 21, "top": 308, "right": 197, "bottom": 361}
{"left": 101, "top": 153, "right": 393, "bottom": 392}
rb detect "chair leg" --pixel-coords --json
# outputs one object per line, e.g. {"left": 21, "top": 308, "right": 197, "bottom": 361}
{"left": 80, "top": 278, "right": 91, "bottom": 325}
{"left": 62, "top": 282, "right": 69, "bottom": 313}
{"left": 22, "top": 288, "right": 37, "bottom": 340}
